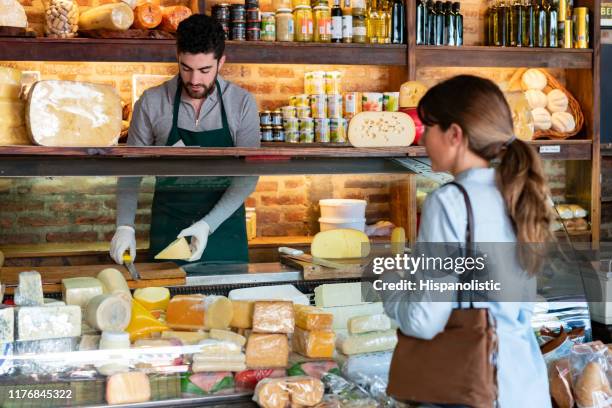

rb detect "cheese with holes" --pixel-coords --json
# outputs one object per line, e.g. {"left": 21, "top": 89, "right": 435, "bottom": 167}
{"left": 0, "top": 1, "right": 28, "bottom": 29}
{"left": 311, "top": 229, "right": 371, "bottom": 259}
{"left": 85, "top": 294, "right": 132, "bottom": 332}
{"left": 106, "top": 372, "right": 151, "bottom": 405}
{"left": 62, "top": 277, "right": 104, "bottom": 308}
{"left": 230, "top": 300, "right": 254, "bottom": 329}
{"left": 294, "top": 305, "right": 333, "bottom": 331}
{"left": 166, "top": 294, "right": 205, "bottom": 330}
{"left": 348, "top": 112, "right": 415, "bottom": 147}
{"left": 314, "top": 283, "right": 363, "bottom": 308}
{"left": 17, "top": 305, "right": 81, "bottom": 341}
{"left": 26, "top": 80, "right": 122, "bottom": 147}
{"left": 209, "top": 329, "right": 246, "bottom": 347}
{"left": 14, "top": 271, "right": 44, "bottom": 307}
{"left": 155, "top": 237, "right": 191, "bottom": 260}
{"left": 246, "top": 334, "right": 289, "bottom": 369}
{"left": 203, "top": 296, "right": 233, "bottom": 330}
{"left": 322, "top": 303, "right": 385, "bottom": 330}
{"left": 0, "top": 306, "right": 14, "bottom": 343}
{"left": 97, "top": 268, "right": 131, "bottom": 301}
{"left": 340, "top": 329, "right": 398, "bottom": 355}
{"left": 252, "top": 301, "right": 294, "bottom": 334}
{"left": 126, "top": 299, "right": 169, "bottom": 342}
{"left": 161, "top": 330, "right": 208, "bottom": 345}
{"left": 348, "top": 314, "right": 391, "bottom": 334}
{"left": 79, "top": 3, "right": 134, "bottom": 31}
{"left": 134, "top": 287, "right": 170, "bottom": 312}
{"left": 292, "top": 327, "right": 335, "bottom": 359}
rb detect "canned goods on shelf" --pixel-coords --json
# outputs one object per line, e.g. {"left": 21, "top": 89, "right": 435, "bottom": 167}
{"left": 246, "top": 0, "right": 260, "bottom": 8}
{"left": 330, "top": 118, "right": 347, "bottom": 143}
{"left": 315, "top": 118, "right": 331, "bottom": 143}
{"left": 310, "top": 94, "right": 328, "bottom": 118}
{"left": 230, "top": 4, "right": 246, "bottom": 22}
{"left": 296, "top": 106, "right": 311, "bottom": 118}
{"left": 246, "top": 8, "right": 261, "bottom": 22}
{"left": 212, "top": 4, "right": 231, "bottom": 21}
{"left": 327, "top": 94, "right": 343, "bottom": 118}
{"left": 231, "top": 23, "right": 246, "bottom": 40}
{"left": 273, "top": 126, "right": 285, "bottom": 142}
{"left": 259, "top": 110, "right": 272, "bottom": 126}
{"left": 271, "top": 111, "right": 283, "bottom": 126}
{"left": 299, "top": 117, "right": 314, "bottom": 131}
{"left": 261, "top": 12, "right": 276, "bottom": 41}
{"left": 286, "top": 131, "right": 300, "bottom": 143}
{"left": 246, "top": 28, "right": 261, "bottom": 41}
{"left": 383, "top": 92, "right": 399, "bottom": 112}
{"left": 304, "top": 71, "right": 326, "bottom": 95}
{"left": 283, "top": 117, "right": 300, "bottom": 132}
{"left": 362, "top": 92, "right": 383, "bottom": 112}
{"left": 300, "top": 130, "right": 315, "bottom": 143}
{"left": 344, "top": 92, "right": 362, "bottom": 119}
{"left": 261, "top": 126, "right": 274, "bottom": 141}
{"left": 293, "top": 94, "right": 310, "bottom": 107}
{"left": 281, "top": 106, "right": 297, "bottom": 119}
{"left": 325, "top": 71, "right": 342, "bottom": 94}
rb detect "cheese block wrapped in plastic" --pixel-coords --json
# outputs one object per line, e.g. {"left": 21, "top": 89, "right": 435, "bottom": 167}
{"left": 106, "top": 372, "right": 151, "bottom": 405}
{"left": 340, "top": 329, "right": 398, "bottom": 355}
{"left": 26, "top": 80, "right": 122, "bottom": 147}
{"left": 235, "top": 369, "right": 287, "bottom": 390}
{"left": 209, "top": 329, "right": 246, "bottom": 347}
{"left": 192, "top": 352, "right": 246, "bottom": 372}
{"left": 62, "top": 277, "right": 104, "bottom": 308}
{"left": 292, "top": 327, "right": 335, "bottom": 359}
{"left": 311, "top": 229, "right": 371, "bottom": 259}
{"left": 199, "top": 339, "right": 242, "bottom": 356}
{"left": 555, "top": 205, "right": 575, "bottom": 220}
{"left": 253, "top": 376, "right": 324, "bottom": 408}
{"left": 166, "top": 294, "right": 205, "bottom": 330}
{"left": 17, "top": 305, "right": 82, "bottom": 341}
{"left": 203, "top": 295, "right": 233, "bottom": 330}
{"left": 79, "top": 3, "right": 134, "bottom": 31}
{"left": 160, "top": 6, "right": 192, "bottom": 33}
{"left": 85, "top": 294, "right": 132, "bottom": 332}
{"left": 14, "top": 271, "right": 44, "bottom": 306}
{"left": 0, "top": 0, "right": 28, "bottom": 28}
{"left": 569, "top": 204, "right": 588, "bottom": 219}
{"left": 340, "top": 351, "right": 392, "bottom": 382}
{"left": 182, "top": 372, "right": 235, "bottom": 396}
{"left": 348, "top": 112, "right": 415, "bottom": 147}
{"left": 252, "top": 301, "right": 295, "bottom": 334}
{"left": 229, "top": 285, "right": 309, "bottom": 306}
{"left": 348, "top": 314, "right": 391, "bottom": 334}
{"left": 294, "top": 304, "right": 333, "bottom": 331}
{"left": 133, "top": 3, "right": 162, "bottom": 29}
{"left": 162, "top": 330, "right": 208, "bottom": 345}
{"left": 246, "top": 333, "right": 289, "bottom": 369}
{"left": 231, "top": 300, "right": 254, "bottom": 329}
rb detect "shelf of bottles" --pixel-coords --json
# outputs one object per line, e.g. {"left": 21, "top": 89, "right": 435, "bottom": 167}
{"left": 416, "top": 0, "right": 464, "bottom": 46}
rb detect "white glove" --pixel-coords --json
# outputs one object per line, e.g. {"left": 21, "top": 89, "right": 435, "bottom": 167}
{"left": 178, "top": 220, "right": 210, "bottom": 262}
{"left": 110, "top": 226, "right": 136, "bottom": 264}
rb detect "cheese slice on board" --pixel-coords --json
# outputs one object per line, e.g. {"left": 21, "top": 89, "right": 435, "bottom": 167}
{"left": 26, "top": 80, "right": 122, "bottom": 147}
{"left": 311, "top": 229, "right": 371, "bottom": 259}
{"left": 155, "top": 237, "right": 191, "bottom": 260}
{"left": 348, "top": 112, "right": 415, "bottom": 147}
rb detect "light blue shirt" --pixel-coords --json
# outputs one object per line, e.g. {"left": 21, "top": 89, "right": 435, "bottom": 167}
{"left": 383, "top": 167, "right": 551, "bottom": 408}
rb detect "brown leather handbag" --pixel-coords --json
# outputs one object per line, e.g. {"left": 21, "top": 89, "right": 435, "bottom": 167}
{"left": 386, "top": 182, "right": 499, "bottom": 408}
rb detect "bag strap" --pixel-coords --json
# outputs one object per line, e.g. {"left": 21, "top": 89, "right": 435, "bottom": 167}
{"left": 445, "top": 181, "right": 475, "bottom": 308}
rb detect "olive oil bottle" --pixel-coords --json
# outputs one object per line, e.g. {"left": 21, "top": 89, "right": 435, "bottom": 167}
{"left": 512, "top": 0, "right": 524, "bottom": 46}
{"left": 537, "top": 0, "right": 548, "bottom": 47}
{"left": 416, "top": 0, "right": 426, "bottom": 44}
{"left": 453, "top": 2, "right": 463, "bottom": 45}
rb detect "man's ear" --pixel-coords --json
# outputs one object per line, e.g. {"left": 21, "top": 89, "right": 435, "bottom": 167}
{"left": 218, "top": 55, "right": 226, "bottom": 72}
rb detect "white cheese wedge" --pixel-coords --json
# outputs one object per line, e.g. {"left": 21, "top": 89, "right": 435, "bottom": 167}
{"left": 17, "top": 305, "right": 82, "bottom": 341}
{"left": 154, "top": 237, "right": 192, "bottom": 260}
{"left": 62, "top": 277, "right": 104, "bottom": 308}
{"left": 0, "top": 0, "right": 28, "bottom": 28}
{"left": 348, "top": 112, "right": 415, "bottom": 147}
{"left": 26, "top": 80, "right": 122, "bottom": 147}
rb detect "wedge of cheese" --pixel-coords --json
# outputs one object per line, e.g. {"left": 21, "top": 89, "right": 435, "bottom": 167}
{"left": 26, "top": 80, "right": 122, "bottom": 147}
{"left": 155, "top": 237, "right": 191, "bottom": 260}
{"left": 348, "top": 112, "right": 415, "bottom": 147}
{"left": 311, "top": 229, "right": 371, "bottom": 259}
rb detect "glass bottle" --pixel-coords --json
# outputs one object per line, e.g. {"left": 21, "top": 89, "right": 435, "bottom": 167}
{"left": 547, "top": 0, "right": 558, "bottom": 47}
{"left": 382, "top": 0, "right": 392, "bottom": 43}
{"left": 511, "top": 0, "right": 523, "bottom": 45}
{"left": 491, "top": 1, "right": 501, "bottom": 45}
{"left": 366, "top": 0, "right": 379, "bottom": 42}
{"left": 434, "top": 1, "right": 444, "bottom": 45}
{"left": 332, "top": 0, "right": 343, "bottom": 42}
{"left": 499, "top": 0, "right": 509, "bottom": 46}
{"left": 391, "top": 0, "right": 405, "bottom": 43}
{"left": 507, "top": 0, "right": 516, "bottom": 45}
{"left": 486, "top": 1, "right": 495, "bottom": 45}
{"left": 537, "top": 0, "right": 548, "bottom": 47}
{"left": 453, "top": 2, "right": 463, "bottom": 45}
{"left": 352, "top": 7, "right": 367, "bottom": 42}
{"left": 443, "top": 1, "right": 455, "bottom": 45}
{"left": 417, "top": 0, "right": 426, "bottom": 44}
{"left": 342, "top": 0, "right": 353, "bottom": 42}
{"left": 525, "top": 0, "right": 536, "bottom": 46}
{"left": 427, "top": 0, "right": 436, "bottom": 44}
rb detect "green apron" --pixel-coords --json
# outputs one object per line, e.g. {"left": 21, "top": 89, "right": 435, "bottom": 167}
{"left": 148, "top": 78, "right": 249, "bottom": 265}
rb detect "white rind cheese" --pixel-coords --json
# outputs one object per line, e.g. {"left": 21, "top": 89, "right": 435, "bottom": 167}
{"left": 17, "top": 305, "right": 82, "bottom": 341}
{"left": 0, "top": 307, "right": 15, "bottom": 343}
{"left": 321, "top": 303, "right": 385, "bottom": 330}
{"left": 14, "top": 271, "right": 44, "bottom": 307}
{"left": 86, "top": 294, "right": 132, "bottom": 332}
{"left": 62, "top": 277, "right": 104, "bottom": 308}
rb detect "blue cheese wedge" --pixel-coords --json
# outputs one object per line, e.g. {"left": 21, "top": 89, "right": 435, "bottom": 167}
{"left": 0, "top": 306, "right": 14, "bottom": 343}
{"left": 17, "top": 305, "right": 82, "bottom": 341}
{"left": 14, "top": 271, "right": 44, "bottom": 306}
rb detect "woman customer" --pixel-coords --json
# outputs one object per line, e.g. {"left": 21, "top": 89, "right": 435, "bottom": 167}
{"left": 383, "top": 75, "right": 553, "bottom": 407}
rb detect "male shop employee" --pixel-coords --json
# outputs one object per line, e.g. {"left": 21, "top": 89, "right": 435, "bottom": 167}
{"left": 109, "top": 14, "right": 260, "bottom": 265}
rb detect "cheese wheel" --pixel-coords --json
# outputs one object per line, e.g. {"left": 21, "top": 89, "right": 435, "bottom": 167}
{"left": 348, "top": 112, "right": 415, "bottom": 147}
{"left": 311, "top": 228, "right": 371, "bottom": 259}
{"left": 86, "top": 294, "right": 132, "bottom": 332}
{"left": 79, "top": 3, "right": 135, "bottom": 31}
{"left": 97, "top": 268, "right": 132, "bottom": 302}
{"left": 160, "top": 6, "right": 192, "bottom": 33}
{"left": 132, "top": 4, "right": 162, "bottom": 29}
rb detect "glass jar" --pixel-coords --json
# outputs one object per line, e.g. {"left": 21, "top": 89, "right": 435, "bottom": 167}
{"left": 294, "top": 6, "right": 314, "bottom": 42}
{"left": 314, "top": 5, "right": 332, "bottom": 42}
{"left": 276, "top": 8, "right": 295, "bottom": 41}
{"left": 44, "top": 0, "right": 79, "bottom": 38}
{"left": 262, "top": 12, "right": 276, "bottom": 41}
{"left": 352, "top": 8, "right": 367, "bottom": 43}
{"left": 293, "top": 0, "right": 311, "bottom": 8}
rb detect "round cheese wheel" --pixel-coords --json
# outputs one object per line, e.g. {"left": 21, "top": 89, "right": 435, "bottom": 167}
{"left": 97, "top": 268, "right": 132, "bottom": 301}
{"left": 86, "top": 294, "right": 132, "bottom": 332}
{"left": 348, "top": 112, "right": 415, "bottom": 147}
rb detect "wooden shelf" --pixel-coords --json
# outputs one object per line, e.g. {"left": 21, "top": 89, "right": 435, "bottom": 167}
{"left": 0, "top": 37, "right": 408, "bottom": 65}
{"left": 415, "top": 46, "right": 593, "bottom": 69}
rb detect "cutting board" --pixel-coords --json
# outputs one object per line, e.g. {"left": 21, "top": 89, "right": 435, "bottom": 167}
{"left": 0, "top": 263, "right": 185, "bottom": 294}
{"left": 280, "top": 254, "right": 367, "bottom": 280}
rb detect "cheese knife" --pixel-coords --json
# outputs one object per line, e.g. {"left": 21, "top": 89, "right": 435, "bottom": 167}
{"left": 123, "top": 253, "right": 141, "bottom": 281}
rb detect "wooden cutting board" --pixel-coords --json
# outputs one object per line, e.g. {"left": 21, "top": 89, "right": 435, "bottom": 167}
{"left": 280, "top": 254, "right": 367, "bottom": 280}
{"left": 0, "top": 263, "right": 185, "bottom": 294}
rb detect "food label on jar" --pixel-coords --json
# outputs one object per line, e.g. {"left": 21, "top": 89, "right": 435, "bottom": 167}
{"left": 353, "top": 26, "right": 366, "bottom": 36}
{"left": 332, "top": 16, "right": 343, "bottom": 39}
{"left": 342, "top": 15, "right": 353, "bottom": 37}
{"left": 288, "top": 19, "right": 295, "bottom": 35}
{"left": 308, "top": 21, "right": 314, "bottom": 34}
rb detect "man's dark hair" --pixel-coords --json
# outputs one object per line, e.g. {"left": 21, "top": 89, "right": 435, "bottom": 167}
{"left": 176, "top": 14, "right": 225, "bottom": 60}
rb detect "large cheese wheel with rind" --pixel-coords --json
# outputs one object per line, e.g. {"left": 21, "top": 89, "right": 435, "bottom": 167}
{"left": 348, "top": 112, "right": 415, "bottom": 147}
{"left": 26, "top": 80, "right": 122, "bottom": 147}
{"left": 0, "top": 1, "right": 28, "bottom": 29}
{"left": 311, "top": 228, "right": 371, "bottom": 259}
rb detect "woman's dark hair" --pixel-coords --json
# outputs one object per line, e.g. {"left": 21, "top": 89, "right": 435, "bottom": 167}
{"left": 176, "top": 14, "right": 225, "bottom": 60}
{"left": 417, "top": 75, "right": 555, "bottom": 274}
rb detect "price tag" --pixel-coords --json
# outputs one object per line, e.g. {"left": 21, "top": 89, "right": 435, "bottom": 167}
{"left": 539, "top": 145, "right": 561, "bottom": 154}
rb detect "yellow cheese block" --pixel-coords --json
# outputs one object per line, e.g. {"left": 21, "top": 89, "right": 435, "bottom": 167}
{"left": 166, "top": 294, "right": 205, "bottom": 330}
{"left": 348, "top": 112, "right": 415, "bottom": 147}
{"left": 347, "top": 314, "right": 391, "bottom": 334}
{"left": 203, "top": 295, "right": 233, "bottom": 330}
{"left": 252, "top": 301, "right": 295, "bottom": 334}
{"left": 0, "top": 84, "right": 21, "bottom": 100}
{"left": 294, "top": 305, "right": 333, "bottom": 331}
{"left": 292, "top": 327, "right": 335, "bottom": 359}
{"left": 209, "top": 329, "right": 246, "bottom": 347}
{"left": 391, "top": 227, "right": 406, "bottom": 255}
{"left": 399, "top": 81, "right": 428, "bottom": 108}
{"left": 230, "top": 300, "right": 254, "bottom": 329}
{"left": 154, "top": 237, "right": 191, "bottom": 260}
{"left": 0, "top": 67, "right": 22, "bottom": 85}
{"left": 0, "top": 100, "right": 25, "bottom": 128}
{"left": 79, "top": 3, "right": 135, "bottom": 31}
{"left": 311, "top": 229, "right": 371, "bottom": 259}
{"left": 134, "top": 287, "right": 170, "bottom": 312}
{"left": 246, "top": 333, "right": 289, "bottom": 369}
{"left": 26, "top": 80, "right": 122, "bottom": 147}
{"left": 106, "top": 372, "right": 151, "bottom": 405}
{"left": 161, "top": 330, "right": 208, "bottom": 345}
{"left": 0, "top": 125, "right": 30, "bottom": 145}
{"left": 126, "top": 299, "right": 169, "bottom": 342}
